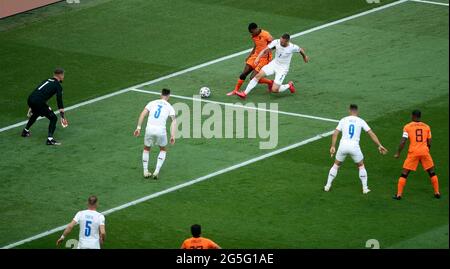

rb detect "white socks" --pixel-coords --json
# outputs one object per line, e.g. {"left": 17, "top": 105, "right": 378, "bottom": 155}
{"left": 244, "top": 78, "right": 259, "bottom": 94}
{"left": 359, "top": 165, "right": 368, "bottom": 190}
{"left": 142, "top": 150, "right": 149, "bottom": 172}
{"left": 154, "top": 150, "right": 166, "bottom": 174}
{"left": 278, "top": 84, "right": 290, "bottom": 92}
{"left": 326, "top": 164, "right": 369, "bottom": 192}
{"left": 326, "top": 164, "right": 339, "bottom": 187}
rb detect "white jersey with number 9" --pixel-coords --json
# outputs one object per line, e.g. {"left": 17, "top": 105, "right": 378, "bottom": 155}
{"left": 336, "top": 116, "right": 371, "bottom": 144}
{"left": 335, "top": 116, "right": 371, "bottom": 163}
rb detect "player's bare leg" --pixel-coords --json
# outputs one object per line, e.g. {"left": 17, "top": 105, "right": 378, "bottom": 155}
{"left": 427, "top": 167, "right": 440, "bottom": 199}
{"left": 393, "top": 169, "right": 410, "bottom": 200}
{"left": 152, "top": 146, "right": 167, "bottom": 179}
{"left": 324, "top": 160, "right": 342, "bottom": 192}
{"left": 250, "top": 70, "right": 273, "bottom": 92}
{"left": 227, "top": 64, "right": 253, "bottom": 96}
{"left": 356, "top": 161, "right": 370, "bottom": 194}
{"left": 143, "top": 146, "right": 152, "bottom": 178}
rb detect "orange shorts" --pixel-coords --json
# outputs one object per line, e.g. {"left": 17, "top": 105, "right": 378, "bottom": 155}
{"left": 246, "top": 54, "right": 271, "bottom": 72}
{"left": 403, "top": 152, "right": 434, "bottom": 171}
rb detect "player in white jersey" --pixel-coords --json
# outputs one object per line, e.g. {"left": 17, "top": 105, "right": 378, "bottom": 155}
{"left": 133, "top": 88, "right": 177, "bottom": 179}
{"left": 57, "top": 195, "right": 106, "bottom": 249}
{"left": 236, "top": 33, "right": 309, "bottom": 99}
{"left": 325, "top": 104, "right": 388, "bottom": 194}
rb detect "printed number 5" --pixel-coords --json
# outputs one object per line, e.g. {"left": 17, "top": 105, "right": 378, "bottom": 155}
{"left": 349, "top": 124, "right": 355, "bottom": 139}
{"left": 154, "top": 105, "right": 162, "bottom": 119}
{"left": 85, "top": 220, "right": 92, "bottom": 237}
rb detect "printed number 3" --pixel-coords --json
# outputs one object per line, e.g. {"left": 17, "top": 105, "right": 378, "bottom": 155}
{"left": 154, "top": 105, "right": 162, "bottom": 119}
{"left": 349, "top": 124, "right": 355, "bottom": 139}
{"left": 85, "top": 220, "right": 92, "bottom": 237}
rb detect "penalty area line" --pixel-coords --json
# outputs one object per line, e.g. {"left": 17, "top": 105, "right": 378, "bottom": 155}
{"left": 130, "top": 88, "right": 339, "bottom": 123}
{"left": 409, "top": 0, "right": 449, "bottom": 7}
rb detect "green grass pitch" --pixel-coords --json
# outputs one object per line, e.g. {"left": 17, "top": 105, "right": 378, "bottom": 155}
{"left": 0, "top": 0, "right": 448, "bottom": 248}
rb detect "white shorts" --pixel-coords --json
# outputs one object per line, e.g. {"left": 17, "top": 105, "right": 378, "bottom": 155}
{"left": 144, "top": 126, "right": 167, "bottom": 147}
{"left": 261, "top": 61, "right": 288, "bottom": 85}
{"left": 336, "top": 143, "right": 364, "bottom": 163}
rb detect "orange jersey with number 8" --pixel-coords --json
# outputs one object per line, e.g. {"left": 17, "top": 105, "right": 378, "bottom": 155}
{"left": 402, "top": 121, "right": 431, "bottom": 155}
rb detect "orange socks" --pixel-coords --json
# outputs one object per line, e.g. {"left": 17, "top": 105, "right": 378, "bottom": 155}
{"left": 258, "top": 78, "right": 272, "bottom": 85}
{"left": 430, "top": 175, "right": 440, "bottom": 195}
{"left": 234, "top": 79, "right": 244, "bottom": 92}
{"left": 397, "top": 177, "right": 407, "bottom": 197}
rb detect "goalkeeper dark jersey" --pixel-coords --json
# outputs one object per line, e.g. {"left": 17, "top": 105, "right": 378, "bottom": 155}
{"left": 28, "top": 78, "right": 64, "bottom": 109}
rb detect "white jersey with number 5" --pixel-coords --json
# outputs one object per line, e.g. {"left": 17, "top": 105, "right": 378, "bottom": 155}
{"left": 73, "top": 210, "right": 105, "bottom": 249}
{"left": 145, "top": 99, "right": 175, "bottom": 129}
{"left": 267, "top": 39, "right": 301, "bottom": 72}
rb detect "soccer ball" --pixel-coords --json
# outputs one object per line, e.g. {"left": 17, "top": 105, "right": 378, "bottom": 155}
{"left": 199, "top": 87, "right": 211, "bottom": 98}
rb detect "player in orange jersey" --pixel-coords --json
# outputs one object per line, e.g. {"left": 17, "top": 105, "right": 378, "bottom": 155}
{"left": 227, "top": 23, "right": 274, "bottom": 96}
{"left": 181, "top": 224, "right": 221, "bottom": 249}
{"left": 393, "top": 110, "right": 440, "bottom": 200}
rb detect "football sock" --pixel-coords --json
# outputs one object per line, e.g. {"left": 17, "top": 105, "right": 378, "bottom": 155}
{"left": 430, "top": 175, "right": 440, "bottom": 194}
{"left": 234, "top": 79, "right": 244, "bottom": 92}
{"left": 142, "top": 150, "right": 149, "bottom": 172}
{"left": 359, "top": 165, "right": 368, "bottom": 189}
{"left": 397, "top": 177, "right": 407, "bottom": 197}
{"left": 244, "top": 78, "right": 259, "bottom": 95}
{"left": 154, "top": 150, "right": 166, "bottom": 174}
{"left": 48, "top": 137, "right": 53, "bottom": 141}
{"left": 326, "top": 164, "right": 339, "bottom": 186}
{"left": 258, "top": 78, "right": 272, "bottom": 85}
{"left": 278, "top": 84, "right": 290, "bottom": 93}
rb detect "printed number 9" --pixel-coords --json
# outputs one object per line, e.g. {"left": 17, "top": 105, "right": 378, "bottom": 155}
{"left": 154, "top": 105, "right": 162, "bottom": 119}
{"left": 349, "top": 124, "right": 355, "bottom": 139}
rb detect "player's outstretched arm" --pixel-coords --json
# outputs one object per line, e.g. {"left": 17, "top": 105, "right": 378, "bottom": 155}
{"left": 254, "top": 47, "right": 271, "bottom": 65}
{"left": 169, "top": 115, "right": 177, "bottom": 145}
{"left": 99, "top": 225, "right": 106, "bottom": 245}
{"left": 134, "top": 108, "right": 149, "bottom": 137}
{"left": 367, "top": 130, "right": 388, "bottom": 154}
{"left": 56, "top": 220, "right": 76, "bottom": 246}
{"left": 60, "top": 109, "right": 68, "bottom": 128}
{"left": 300, "top": 48, "right": 309, "bottom": 63}
{"left": 330, "top": 129, "right": 340, "bottom": 157}
{"left": 394, "top": 137, "right": 407, "bottom": 158}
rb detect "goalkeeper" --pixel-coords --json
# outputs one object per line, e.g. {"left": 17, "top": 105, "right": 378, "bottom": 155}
{"left": 21, "top": 68, "right": 68, "bottom": 145}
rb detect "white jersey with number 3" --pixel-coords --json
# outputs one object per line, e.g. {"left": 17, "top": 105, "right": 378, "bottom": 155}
{"left": 145, "top": 99, "right": 175, "bottom": 130}
{"left": 336, "top": 116, "right": 371, "bottom": 145}
{"left": 73, "top": 210, "right": 105, "bottom": 249}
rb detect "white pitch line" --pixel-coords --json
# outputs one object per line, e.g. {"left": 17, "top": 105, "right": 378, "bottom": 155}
{"left": 1, "top": 130, "right": 334, "bottom": 249}
{"left": 410, "top": 0, "right": 449, "bottom": 6}
{"left": 130, "top": 88, "right": 339, "bottom": 123}
{"left": 0, "top": 0, "right": 409, "bottom": 134}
